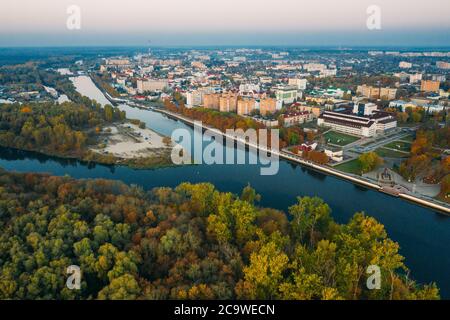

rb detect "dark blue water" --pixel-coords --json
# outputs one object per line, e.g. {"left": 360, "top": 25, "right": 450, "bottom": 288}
{"left": 1, "top": 76, "right": 448, "bottom": 297}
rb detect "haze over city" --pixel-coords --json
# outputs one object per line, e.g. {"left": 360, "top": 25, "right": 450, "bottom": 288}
{"left": 0, "top": 0, "right": 449, "bottom": 46}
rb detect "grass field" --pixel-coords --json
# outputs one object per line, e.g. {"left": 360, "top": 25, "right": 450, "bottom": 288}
{"left": 324, "top": 131, "right": 360, "bottom": 146}
{"left": 400, "top": 134, "right": 415, "bottom": 142}
{"left": 383, "top": 141, "right": 412, "bottom": 152}
{"left": 375, "top": 148, "right": 409, "bottom": 158}
{"left": 334, "top": 159, "right": 362, "bottom": 175}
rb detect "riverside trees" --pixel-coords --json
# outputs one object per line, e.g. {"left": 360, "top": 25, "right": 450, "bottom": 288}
{"left": 0, "top": 169, "right": 439, "bottom": 300}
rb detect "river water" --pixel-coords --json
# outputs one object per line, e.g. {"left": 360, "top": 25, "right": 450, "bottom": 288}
{"left": 0, "top": 75, "right": 448, "bottom": 297}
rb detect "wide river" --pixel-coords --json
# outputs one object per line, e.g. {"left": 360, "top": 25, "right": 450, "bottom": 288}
{"left": 1, "top": 75, "right": 449, "bottom": 297}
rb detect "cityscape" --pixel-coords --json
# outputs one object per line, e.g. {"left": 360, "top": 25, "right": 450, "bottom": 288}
{"left": 0, "top": 0, "right": 449, "bottom": 311}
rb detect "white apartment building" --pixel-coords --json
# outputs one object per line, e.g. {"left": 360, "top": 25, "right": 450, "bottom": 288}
{"left": 239, "top": 83, "right": 260, "bottom": 94}
{"left": 409, "top": 73, "right": 423, "bottom": 84}
{"left": 399, "top": 61, "right": 413, "bottom": 69}
{"left": 186, "top": 90, "right": 204, "bottom": 108}
{"left": 288, "top": 78, "right": 308, "bottom": 90}
{"left": 275, "top": 86, "right": 298, "bottom": 105}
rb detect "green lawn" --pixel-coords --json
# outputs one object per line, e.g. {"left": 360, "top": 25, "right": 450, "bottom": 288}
{"left": 383, "top": 141, "right": 412, "bottom": 152}
{"left": 400, "top": 134, "right": 415, "bottom": 142}
{"left": 375, "top": 148, "right": 410, "bottom": 158}
{"left": 334, "top": 159, "right": 362, "bottom": 175}
{"left": 323, "top": 131, "right": 360, "bottom": 146}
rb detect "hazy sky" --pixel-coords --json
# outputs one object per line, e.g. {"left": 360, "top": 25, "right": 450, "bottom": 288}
{"left": 0, "top": 0, "right": 449, "bottom": 46}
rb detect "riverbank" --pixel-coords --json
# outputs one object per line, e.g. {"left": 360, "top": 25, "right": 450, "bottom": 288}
{"left": 84, "top": 73, "right": 449, "bottom": 214}
{"left": 153, "top": 107, "right": 450, "bottom": 215}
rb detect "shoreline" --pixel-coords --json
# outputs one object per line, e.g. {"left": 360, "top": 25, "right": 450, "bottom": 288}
{"left": 85, "top": 73, "right": 449, "bottom": 215}
{"left": 153, "top": 107, "right": 450, "bottom": 215}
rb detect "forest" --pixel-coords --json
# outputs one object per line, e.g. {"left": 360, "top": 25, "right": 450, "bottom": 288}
{"left": 0, "top": 101, "right": 126, "bottom": 165}
{"left": 0, "top": 168, "right": 439, "bottom": 300}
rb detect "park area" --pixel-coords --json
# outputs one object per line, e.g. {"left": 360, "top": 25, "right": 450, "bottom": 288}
{"left": 375, "top": 148, "right": 410, "bottom": 158}
{"left": 383, "top": 141, "right": 412, "bottom": 153}
{"left": 324, "top": 131, "right": 360, "bottom": 146}
{"left": 334, "top": 159, "right": 362, "bottom": 175}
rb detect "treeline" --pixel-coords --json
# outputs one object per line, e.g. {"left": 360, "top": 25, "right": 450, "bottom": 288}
{"left": 0, "top": 101, "right": 125, "bottom": 159}
{"left": 164, "top": 100, "right": 316, "bottom": 149}
{"left": 0, "top": 169, "right": 439, "bottom": 300}
{"left": 0, "top": 62, "right": 84, "bottom": 103}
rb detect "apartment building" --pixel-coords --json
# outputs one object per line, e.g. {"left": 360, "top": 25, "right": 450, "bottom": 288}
{"left": 203, "top": 93, "right": 221, "bottom": 110}
{"left": 186, "top": 90, "right": 203, "bottom": 108}
{"left": 136, "top": 79, "right": 169, "bottom": 93}
{"left": 436, "top": 61, "right": 450, "bottom": 69}
{"left": 282, "top": 111, "right": 314, "bottom": 127}
{"left": 288, "top": 78, "right": 308, "bottom": 90}
{"left": 260, "top": 98, "right": 277, "bottom": 116}
{"left": 399, "top": 61, "right": 412, "bottom": 69}
{"left": 291, "top": 103, "right": 322, "bottom": 117}
{"left": 421, "top": 80, "right": 441, "bottom": 93}
{"left": 356, "top": 85, "right": 397, "bottom": 100}
{"left": 409, "top": 73, "right": 423, "bottom": 84}
{"left": 237, "top": 98, "right": 256, "bottom": 115}
{"left": 219, "top": 93, "right": 238, "bottom": 112}
{"left": 275, "top": 86, "right": 298, "bottom": 105}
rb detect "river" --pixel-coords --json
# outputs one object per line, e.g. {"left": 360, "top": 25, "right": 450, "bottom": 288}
{"left": 1, "top": 75, "right": 449, "bottom": 297}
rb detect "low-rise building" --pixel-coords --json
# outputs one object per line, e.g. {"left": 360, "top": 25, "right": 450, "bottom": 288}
{"left": 324, "top": 147, "right": 344, "bottom": 162}
{"left": 137, "top": 79, "right": 169, "bottom": 93}
{"left": 282, "top": 111, "right": 313, "bottom": 127}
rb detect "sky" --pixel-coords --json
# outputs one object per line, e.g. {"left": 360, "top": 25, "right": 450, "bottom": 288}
{"left": 0, "top": 0, "right": 449, "bottom": 47}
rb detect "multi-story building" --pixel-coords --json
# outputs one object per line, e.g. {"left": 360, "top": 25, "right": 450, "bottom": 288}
{"left": 203, "top": 93, "right": 221, "bottom": 110}
{"left": 186, "top": 90, "right": 203, "bottom": 108}
{"left": 436, "top": 61, "right": 450, "bottom": 69}
{"left": 260, "top": 98, "right": 277, "bottom": 116}
{"left": 282, "top": 111, "right": 313, "bottom": 127}
{"left": 191, "top": 61, "right": 207, "bottom": 69}
{"left": 409, "top": 73, "right": 423, "bottom": 84}
{"left": 136, "top": 79, "right": 169, "bottom": 93}
{"left": 219, "top": 93, "right": 238, "bottom": 112}
{"left": 106, "top": 58, "right": 131, "bottom": 67}
{"left": 317, "top": 104, "right": 397, "bottom": 137}
{"left": 357, "top": 85, "right": 397, "bottom": 100}
{"left": 237, "top": 98, "right": 256, "bottom": 115}
{"left": 421, "top": 80, "right": 441, "bottom": 93}
{"left": 291, "top": 103, "right": 322, "bottom": 117}
{"left": 303, "top": 63, "right": 327, "bottom": 72}
{"left": 399, "top": 61, "right": 412, "bottom": 69}
{"left": 275, "top": 86, "right": 298, "bottom": 105}
{"left": 239, "top": 83, "right": 260, "bottom": 94}
{"left": 288, "top": 78, "right": 308, "bottom": 90}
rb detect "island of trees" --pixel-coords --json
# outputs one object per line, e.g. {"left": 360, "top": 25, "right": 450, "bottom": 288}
{"left": 0, "top": 168, "right": 439, "bottom": 299}
{"left": 0, "top": 101, "right": 172, "bottom": 169}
